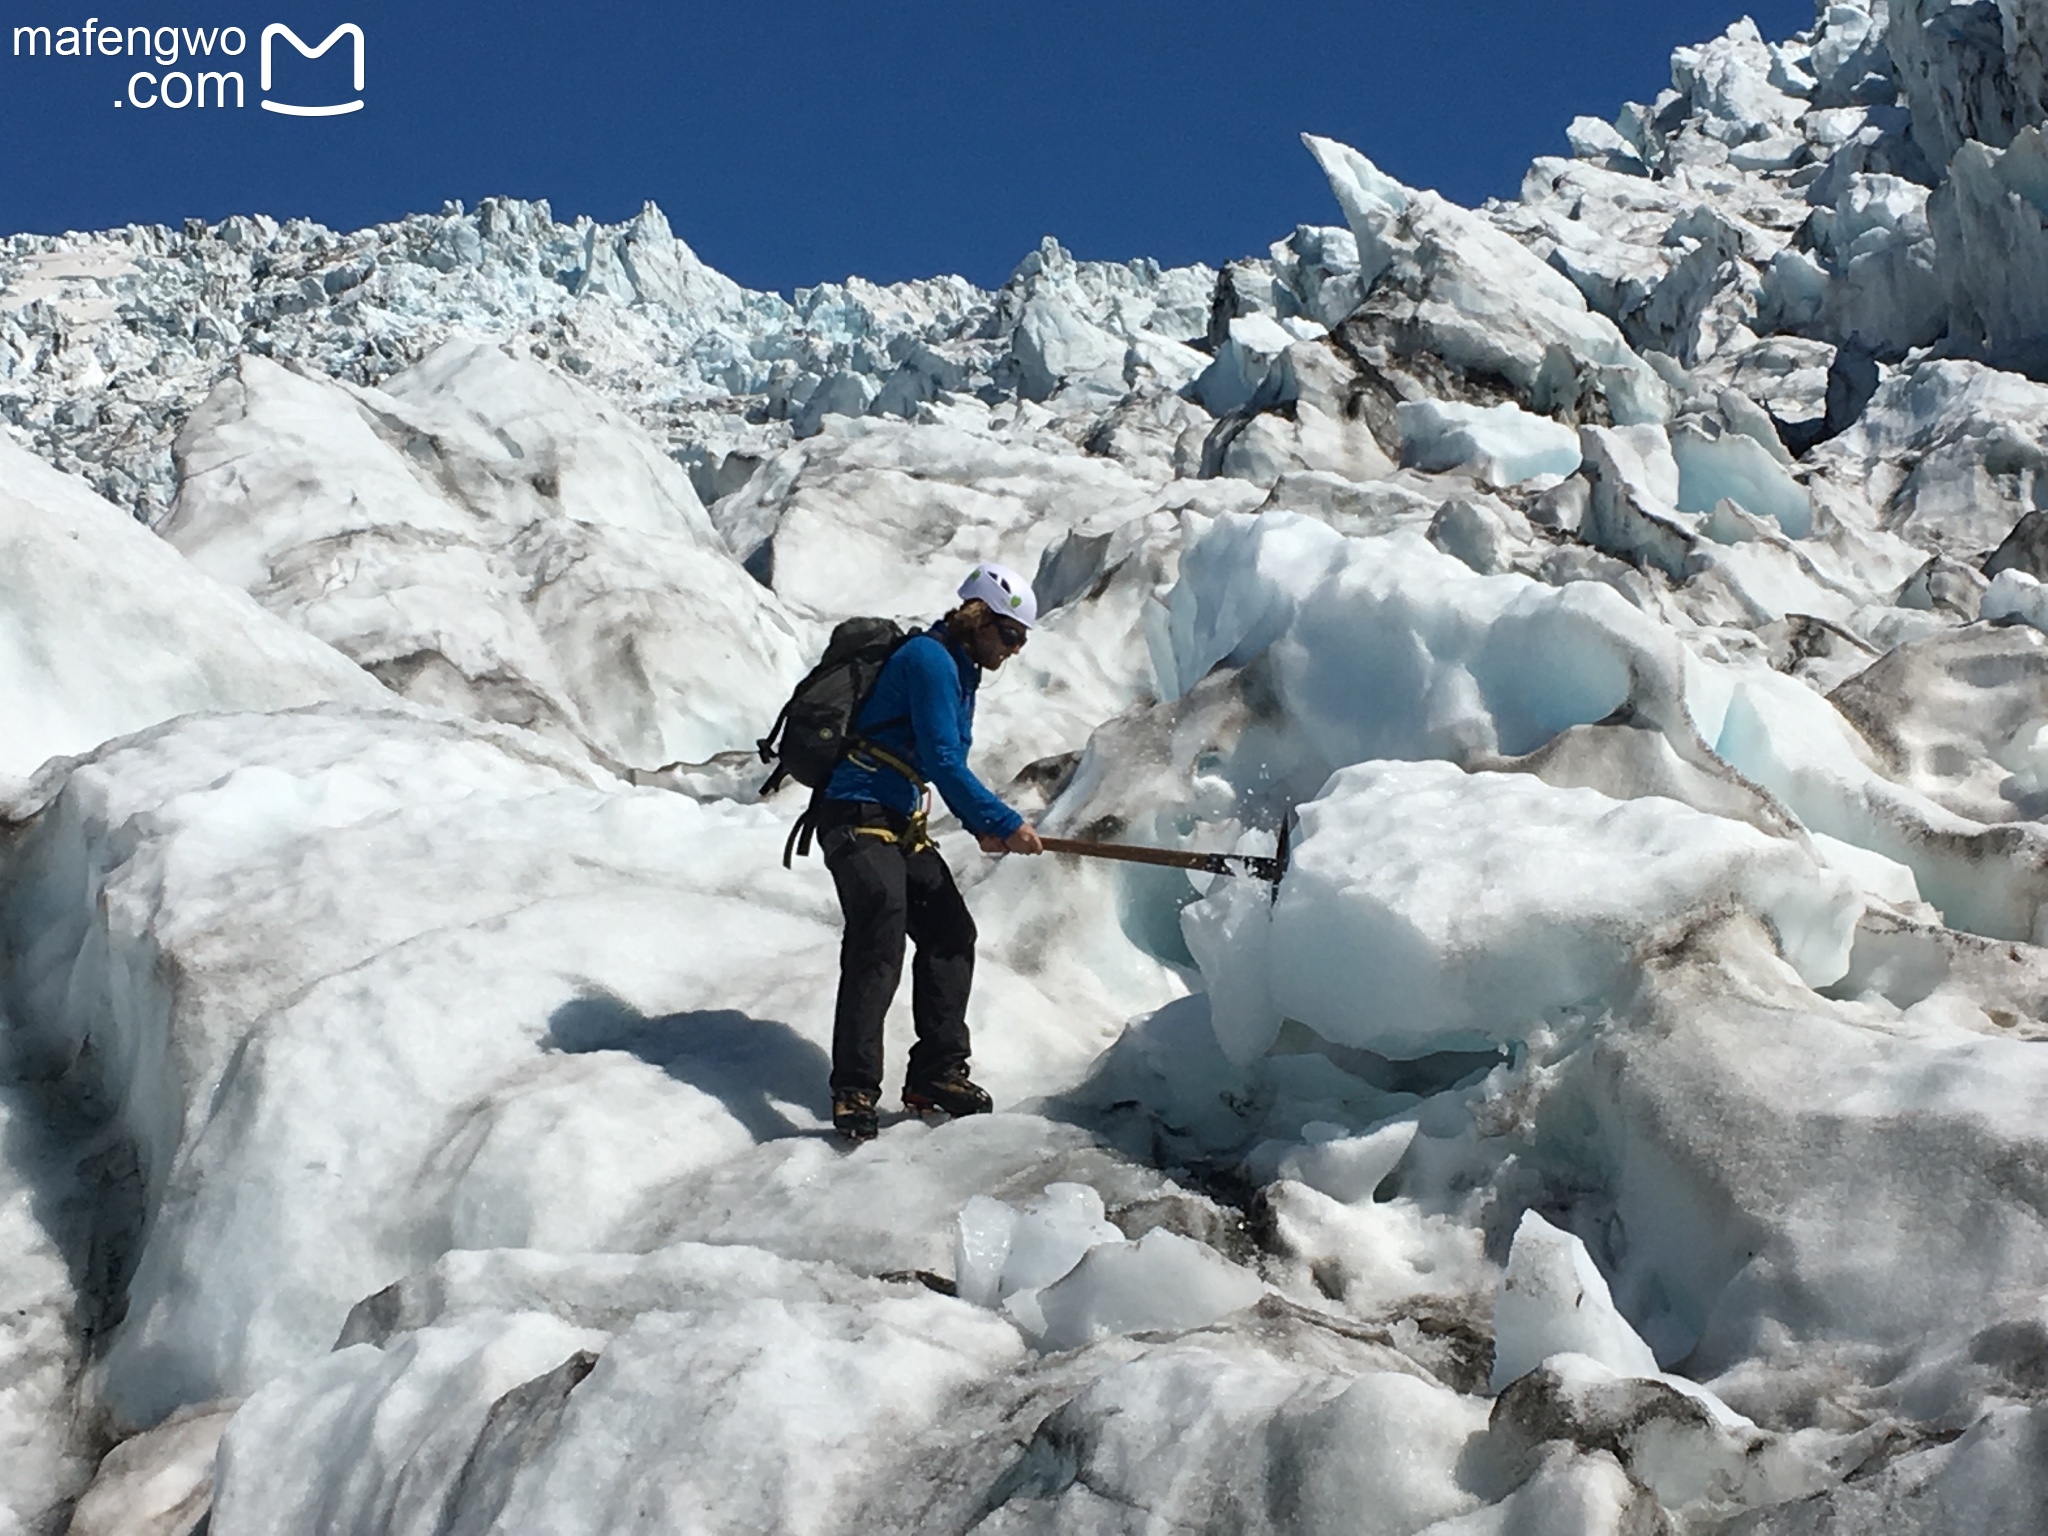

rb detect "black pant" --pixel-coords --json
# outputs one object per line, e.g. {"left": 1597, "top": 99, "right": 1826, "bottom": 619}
{"left": 818, "top": 799, "right": 977, "bottom": 1098}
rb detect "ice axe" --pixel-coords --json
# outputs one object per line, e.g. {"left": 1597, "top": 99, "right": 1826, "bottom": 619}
{"left": 1035, "top": 813, "right": 1292, "bottom": 895}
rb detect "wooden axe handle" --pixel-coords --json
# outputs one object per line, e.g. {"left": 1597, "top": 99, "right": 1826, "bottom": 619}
{"left": 1036, "top": 835, "right": 1284, "bottom": 883}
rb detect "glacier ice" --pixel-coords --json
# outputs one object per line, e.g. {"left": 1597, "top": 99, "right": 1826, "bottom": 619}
{"left": 1397, "top": 400, "right": 1584, "bottom": 486}
{"left": 207, "top": 1247, "right": 1023, "bottom": 1536}
{"left": 1302, "top": 135, "right": 1671, "bottom": 427}
{"left": 1812, "top": 358, "right": 2048, "bottom": 557}
{"left": 949, "top": 1183, "right": 1264, "bottom": 1349}
{"left": 1888, "top": 0, "right": 2048, "bottom": 167}
{"left": 1428, "top": 494, "right": 1536, "bottom": 577}
{"left": 62, "top": 1403, "right": 234, "bottom": 1536}
{"left": 955, "top": 1182, "right": 1123, "bottom": 1333}
{"left": 0, "top": 433, "right": 383, "bottom": 783}
{"left": 161, "top": 341, "right": 807, "bottom": 770}
{"left": 13, "top": 0, "right": 2048, "bottom": 1529}
{"left": 1160, "top": 508, "right": 1688, "bottom": 772}
{"left": 1270, "top": 1117, "right": 1419, "bottom": 1206}
{"left": 1934, "top": 126, "right": 2048, "bottom": 378}
{"left": 1671, "top": 420, "right": 1813, "bottom": 535}
{"left": 1490, "top": 1213, "right": 1662, "bottom": 1391}
{"left": 1032, "top": 1228, "right": 1266, "bottom": 1350}
{"left": 1984, "top": 567, "right": 2048, "bottom": 633}
{"left": 1184, "top": 758, "right": 1859, "bottom": 1062}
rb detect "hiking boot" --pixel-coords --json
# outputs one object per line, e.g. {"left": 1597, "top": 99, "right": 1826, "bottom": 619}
{"left": 832, "top": 1088, "right": 880, "bottom": 1143}
{"left": 903, "top": 1073, "right": 993, "bottom": 1118}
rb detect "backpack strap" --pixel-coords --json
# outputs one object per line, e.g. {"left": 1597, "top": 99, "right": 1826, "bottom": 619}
{"left": 783, "top": 739, "right": 922, "bottom": 868}
{"left": 782, "top": 781, "right": 828, "bottom": 869}
{"left": 756, "top": 698, "right": 796, "bottom": 797}
{"left": 757, "top": 701, "right": 792, "bottom": 765}
{"left": 844, "top": 732, "right": 920, "bottom": 789}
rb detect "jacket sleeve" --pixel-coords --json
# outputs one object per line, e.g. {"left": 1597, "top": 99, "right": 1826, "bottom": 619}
{"left": 901, "top": 642, "right": 1023, "bottom": 839}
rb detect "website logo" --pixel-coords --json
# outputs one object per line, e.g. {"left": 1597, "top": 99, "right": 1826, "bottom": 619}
{"left": 259, "top": 21, "right": 361, "bottom": 115}
{"left": 11, "top": 18, "right": 367, "bottom": 118}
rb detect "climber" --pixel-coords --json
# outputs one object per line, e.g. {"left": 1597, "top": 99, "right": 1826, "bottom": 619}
{"left": 816, "top": 563, "right": 1044, "bottom": 1143}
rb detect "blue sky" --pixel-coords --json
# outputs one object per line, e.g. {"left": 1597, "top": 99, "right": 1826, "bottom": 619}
{"left": 1, "top": 2, "right": 1817, "bottom": 293}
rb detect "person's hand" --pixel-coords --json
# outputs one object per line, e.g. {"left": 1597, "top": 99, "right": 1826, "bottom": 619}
{"left": 1004, "top": 823, "right": 1043, "bottom": 855}
{"left": 976, "top": 833, "right": 1007, "bottom": 854}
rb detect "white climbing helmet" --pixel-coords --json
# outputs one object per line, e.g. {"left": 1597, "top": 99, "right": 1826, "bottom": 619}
{"left": 957, "top": 562, "right": 1038, "bottom": 627}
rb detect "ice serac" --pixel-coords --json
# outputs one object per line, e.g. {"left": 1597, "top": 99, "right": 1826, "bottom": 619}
{"left": 1671, "top": 418, "right": 1812, "bottom": 535}
{"left": 1161, "top": 509, "right": 1694, "bottom": 774}
{"left": 574, "top": 200, "right": 747, "bottom": 315}
{"left": 1302, "top": 134, "right": 1670, "bottom": 428}
{"left": 1496, "top": 2, "right": 1972, "bottom": 380}
{"left": 1806, "top": 172, "right": 1947, "bottom": 360}
{"left": 1931, "top": 126, "right": 2048, "bottom": 377}
{"left": 1008, "top": 291, "right": 1129, "bottom": 404}
{"left": 715, "top": 413, "right": 1163, "bottom": 628}
{"left": 1579, "top": 422, "right": 1700, "bottom": 578}
{"left": 0, "top": 431, "right": 383, "bottom": 784}
{"left": 1193, "top": 312, "right": 1299, "bottom": 417}
{"left": 1807, "top": 358, "right": 2048, "bottom": 555}
{"left": 161, "top": 341, "right": 806, "bottom": 770}
{"left": 1889, "top": 0, "right": 2048, "bottom": 167}
{"left": 1677, "top": 17, "right": 1807, "bottom": 136}
{"left": 0, "top": 196, "right": 1032, "bottom": 527}
{"left": 989, "top": 235, "right": 1216, "bottom": 408}
{"left": 1183, "top": 759, "right": 1859, "bottom": 1063}
{"left": 1699, "top": 661, "right": 2048, "bottom": 941}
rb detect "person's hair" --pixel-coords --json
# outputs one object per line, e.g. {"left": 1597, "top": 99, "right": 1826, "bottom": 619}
{"left": 945, "top": 599, "right": 992, "bottom": 642}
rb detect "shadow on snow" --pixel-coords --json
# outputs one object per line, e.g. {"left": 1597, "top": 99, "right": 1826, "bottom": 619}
{"left": 545, "top": 993, "right": 833, "bottom": 1142}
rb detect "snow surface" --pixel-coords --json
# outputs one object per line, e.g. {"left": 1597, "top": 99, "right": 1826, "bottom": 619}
{"left": 0, "top": 433, "right": 383, "bottom": 786}
{"left": 11, "top": 0, "right": 2048, "bottom": 1529}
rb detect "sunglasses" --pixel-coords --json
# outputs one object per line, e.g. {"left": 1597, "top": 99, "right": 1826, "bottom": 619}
{"left": 991, "top": 617, "right": 1029, "bottom": 650}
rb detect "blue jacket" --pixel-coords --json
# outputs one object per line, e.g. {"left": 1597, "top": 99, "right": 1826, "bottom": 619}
{"left": 824, "top": 625, "right": 1023, "bottom": 839}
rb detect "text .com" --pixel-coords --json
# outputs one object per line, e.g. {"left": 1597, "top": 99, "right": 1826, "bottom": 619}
{"left": 11, "top": 20, "right": 364, "bottom": 114}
